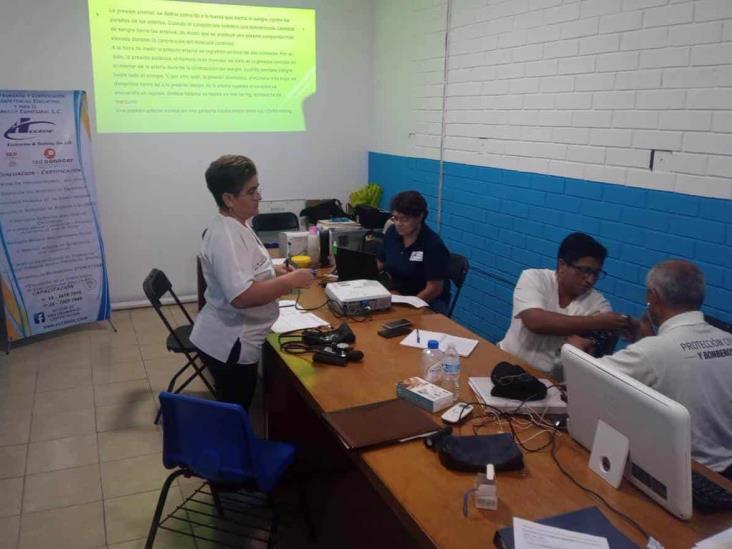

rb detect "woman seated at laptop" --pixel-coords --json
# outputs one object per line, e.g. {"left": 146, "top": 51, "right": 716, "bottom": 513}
{"left": 377, "top": 191, "right": 451, "bottom": 314}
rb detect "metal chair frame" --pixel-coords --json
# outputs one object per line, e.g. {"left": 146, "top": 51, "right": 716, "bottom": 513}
{"left": 447, "top": 253, "right": 470, "bottom": 319}
{"left": 142, "top": 268, "right": 216, "bottom": 423}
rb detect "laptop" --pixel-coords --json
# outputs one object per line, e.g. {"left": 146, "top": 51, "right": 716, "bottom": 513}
{"left": 334, "top": 246, "right": 380, "bottom": 282}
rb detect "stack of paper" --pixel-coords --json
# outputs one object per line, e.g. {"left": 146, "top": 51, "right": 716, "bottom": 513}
{"left": 391, "top": 295, "right": 429, "bottom": 308}
{"left": 271, "top": 307, "right": 328, "bottom": 333}
{"left": 399, "top": 329, "right": 479, "bottom": 357}
{"left": 693, "top": 525, "right": 732, "bottom": 548}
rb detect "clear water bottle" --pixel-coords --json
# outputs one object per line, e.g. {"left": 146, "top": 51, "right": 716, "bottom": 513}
{"left": 442, "top": 343, "right": 460, "bottom": 402}
{"left": 421, "top": 340, "right": 443, "bottom": 383}
{"left": 307, "top": 226, "right": 320, "bottom": 260}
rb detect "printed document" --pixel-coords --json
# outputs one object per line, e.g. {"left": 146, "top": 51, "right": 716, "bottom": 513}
{"left": 399, "top": 329, "right": 478, "bottom": 357}
{"left": 513, "top": 517, "right": 609, "bottom": 549}
{"left": 391, "top": 295, "right": 429, "bottom": 308}
{"left": 271, "top": 307, "right": 328, "bottom": 333}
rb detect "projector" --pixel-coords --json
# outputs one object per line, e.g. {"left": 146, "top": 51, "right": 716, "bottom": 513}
{"left": 325, "top": 279, "right": 391, "bottom": 315}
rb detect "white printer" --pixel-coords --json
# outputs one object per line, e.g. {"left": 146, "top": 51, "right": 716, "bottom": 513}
{"left": 325, "top": 279, "right": 391, "bottom": 315}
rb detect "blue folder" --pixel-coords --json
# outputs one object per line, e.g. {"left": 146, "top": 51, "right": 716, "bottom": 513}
{"left": 494, "top": 506, "right": 639, "bottom": 548}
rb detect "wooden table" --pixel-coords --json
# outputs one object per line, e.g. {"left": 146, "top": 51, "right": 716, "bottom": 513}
{"left": 264, "top": 289, "right": 732, "bottom": 548}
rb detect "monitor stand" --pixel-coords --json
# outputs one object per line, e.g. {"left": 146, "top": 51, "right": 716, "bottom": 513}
{"left": 589, "top": 420, "right": 629, "bottom": 489}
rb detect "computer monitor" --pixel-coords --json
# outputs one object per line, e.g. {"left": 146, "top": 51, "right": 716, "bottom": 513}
{"left": 561, "top": 344, "right": 693, "bottom": 520}
{"left": 334, "top": 247, "right": 380, "bottom": 282}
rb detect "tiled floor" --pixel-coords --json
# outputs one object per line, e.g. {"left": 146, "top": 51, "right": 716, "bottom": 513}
{"left": 0, "top": 305, "right": 420, "bottom": 549}
{"left": 0, "top": 304, "right": 215, "bottom": 549}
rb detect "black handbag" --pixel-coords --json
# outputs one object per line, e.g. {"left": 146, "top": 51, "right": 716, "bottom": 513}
{"left": 299, "top": 199, "right": 350, "bottom": 224}
{"left": 490, "top": 362, "right": 547, "bottom": 401}
{"left": 424, "top": 428, "right": 523, "bottom": 472}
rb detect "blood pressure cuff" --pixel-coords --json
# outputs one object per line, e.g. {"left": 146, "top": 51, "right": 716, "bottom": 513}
{"left": 424, "top": 429, "right": 523, "bottom": 472}
{"left": 490, "top": 361, "right": 547, "bottom": 401}
{"left": 579, "top": 330, "right": 619, "bottom": 358}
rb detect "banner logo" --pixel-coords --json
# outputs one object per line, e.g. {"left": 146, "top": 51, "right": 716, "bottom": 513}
{"left": 3, "top": 117, "right": 55, "bottom": 140}
{"left": 43, "top": 148, "right": 56, "bottom": 159}
{"left": 33, "top": 312, "right": 46, "bottom": 324}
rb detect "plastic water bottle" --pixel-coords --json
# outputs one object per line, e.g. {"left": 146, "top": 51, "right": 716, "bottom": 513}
{"left": 442, "top": 343, "right": 460, "bottom": 402}
{"left": 307, "top": 226, "right": 320, "bottom": 260}
{"left": 421, "top": 340, "right": 443, "bottom": 383}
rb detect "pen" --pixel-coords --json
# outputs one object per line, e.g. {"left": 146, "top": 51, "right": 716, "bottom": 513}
{"left": 416, "top": 329, "right": 420, "bottom": 344}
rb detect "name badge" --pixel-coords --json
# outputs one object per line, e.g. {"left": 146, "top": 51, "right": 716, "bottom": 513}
{"left": 409, "top": 251, "right": 423, "bottom": 262}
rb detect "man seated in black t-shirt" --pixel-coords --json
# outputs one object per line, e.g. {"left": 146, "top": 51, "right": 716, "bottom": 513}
{"left": 377, "top": 191, "right": 451, "bottom": 314}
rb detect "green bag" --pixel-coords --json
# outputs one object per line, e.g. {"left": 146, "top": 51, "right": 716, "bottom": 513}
{"left": 349, "top": 183, "right": 382, "bottom": 209}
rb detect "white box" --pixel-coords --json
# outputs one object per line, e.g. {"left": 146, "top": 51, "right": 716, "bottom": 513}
{"left": 278, "top": 231, "right": 308, "bottom": 257}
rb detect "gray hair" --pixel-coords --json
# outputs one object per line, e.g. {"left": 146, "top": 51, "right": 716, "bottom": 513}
{"left": 646, "top": 260, "right": 705, "bottom": 310}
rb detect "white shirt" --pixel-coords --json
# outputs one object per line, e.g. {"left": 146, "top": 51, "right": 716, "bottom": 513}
{"left": 498, "top": 269, "right": 611, "bottom": 377}
{"left": 190, "top": 214, "right": 279, "bottom": 364}
{"left": 598, "top": 311, "right": 732, "bottom": 472}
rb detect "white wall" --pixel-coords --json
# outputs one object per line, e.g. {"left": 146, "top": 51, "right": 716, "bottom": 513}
{"left": 372, "top": 0, "right": 732, "bottom": 200}
{"left": 0, "top": 0, "right": 373, "bottom": 303}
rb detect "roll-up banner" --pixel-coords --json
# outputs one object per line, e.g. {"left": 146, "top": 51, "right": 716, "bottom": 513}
{"left": 0, "top": 90, "right": 110, "bottom": 347}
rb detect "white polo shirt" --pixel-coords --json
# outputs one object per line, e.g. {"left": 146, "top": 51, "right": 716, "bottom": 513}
{"left": 190, "top": 214, "right": 279, "bottom": 364}
{"left": 498, "top": 269, "right": 611, "bottom": 377}
{"left": 598, "top": 311, "right": 732, "bottom": 472}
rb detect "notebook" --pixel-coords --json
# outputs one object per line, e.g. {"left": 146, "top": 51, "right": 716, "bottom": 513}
{"left": 493, "top": 507, "right": 638, "bottom": 549}
{"left": 322, "top": 399, "right": 441, "bottom": 450}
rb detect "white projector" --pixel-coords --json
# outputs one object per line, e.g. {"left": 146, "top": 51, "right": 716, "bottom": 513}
{"left": 325, "top": 279, "right": 391, "bottom": 315}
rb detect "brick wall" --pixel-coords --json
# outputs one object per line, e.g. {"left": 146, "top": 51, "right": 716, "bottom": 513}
{"left": 375, "top": 0, "right": 732, "bottom": 200}
{"left": 370, "top": 152, "right": 732, "bottom": 343}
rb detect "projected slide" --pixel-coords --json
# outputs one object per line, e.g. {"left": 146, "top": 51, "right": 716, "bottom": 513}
{"left": 88, "top": 0, "right": 316, "bottom": 133}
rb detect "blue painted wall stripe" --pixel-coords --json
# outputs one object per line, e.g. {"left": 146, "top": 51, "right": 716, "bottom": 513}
{"left": 369, "top": 152, "right": 732, "bottom": 343}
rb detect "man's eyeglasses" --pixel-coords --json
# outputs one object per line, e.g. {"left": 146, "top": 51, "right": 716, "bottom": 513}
{"left": 570, "top": 263, "right": 607, "bottom": 280}
{"left": 390, "top": 214, "right": 416, "bottom": 224}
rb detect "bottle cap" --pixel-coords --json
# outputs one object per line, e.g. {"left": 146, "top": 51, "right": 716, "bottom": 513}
{"left": 427, "top": 340, "right": 439, "bottom": 349}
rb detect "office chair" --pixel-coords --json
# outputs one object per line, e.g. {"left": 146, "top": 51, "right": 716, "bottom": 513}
{"left": 146, "top": 392, "right": 312, "bottom": 549}
{"left": 252, "top": 212, "right": 299, "bottom": 234}
{"left": 142, "top": 269, "right": 216, "bottom": 424}
{"left": 197, "top": 228, "right": 208, "bottom": 310}
{"left": 196, "top": 255, "right": 206, "bottom": 311}
{"left": 705, "top": 314, "right": 732, "bottom": 335}
{"left": 447, "top": 253, "right": 470, "bottom": 319}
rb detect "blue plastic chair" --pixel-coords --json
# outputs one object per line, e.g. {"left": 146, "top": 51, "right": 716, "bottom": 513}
{"left": 145, "top": 392, "right": 297, "bottom": 549}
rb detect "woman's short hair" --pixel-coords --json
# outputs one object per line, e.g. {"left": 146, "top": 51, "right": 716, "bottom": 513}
{"left": 389, "top": 191, "right": 428, "bottom": 221}
{"left": 205, "top": 155, "right": 257, "bottom": 208}
{"left": 557, "top": 232, "right": 607, "bottom": 264}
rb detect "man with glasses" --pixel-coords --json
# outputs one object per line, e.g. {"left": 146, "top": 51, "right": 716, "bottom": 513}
{"left": 498, "top": 232, "right": 631, "bottom": 378}
{"left": 377, "top": 191, "right": 451, "bottom": 313}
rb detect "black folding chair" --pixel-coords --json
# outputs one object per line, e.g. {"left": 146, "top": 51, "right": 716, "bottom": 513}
{"left": 251, "top": 212, "right": 299, "bottom": 234}
{"left": 447, "top": 253, "right": 470, "bottom": 319}
{"left": 142, "top": 268, "right": 216, "bottom": 424}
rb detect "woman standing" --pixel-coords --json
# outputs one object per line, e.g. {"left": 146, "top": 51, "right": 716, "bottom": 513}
{"left": 190, "top": 155, "right": 314, "bottom": 409}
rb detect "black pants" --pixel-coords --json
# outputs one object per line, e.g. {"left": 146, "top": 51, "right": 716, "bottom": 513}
{"left": 198, "top": 350, "right": 258, "bottom": 410}
{"left": 724, "top": 463, "right": 732, "bottom": 482}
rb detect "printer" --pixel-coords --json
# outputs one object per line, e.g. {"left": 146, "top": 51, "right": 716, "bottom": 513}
{"left": 325, "top": 279, "right": 391, "bottom": 315}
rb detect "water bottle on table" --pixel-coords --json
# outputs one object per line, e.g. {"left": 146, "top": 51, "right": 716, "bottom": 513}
{"left": 442, "top": 343, "right": 460, "bottom": 402}
{"left": 421, "top": 340, "right": 443, "bottom": 384}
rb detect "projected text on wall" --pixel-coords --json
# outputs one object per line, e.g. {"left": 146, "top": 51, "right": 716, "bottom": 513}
{"left": 88, "top": 0, "right": 316, "bottom": 133}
